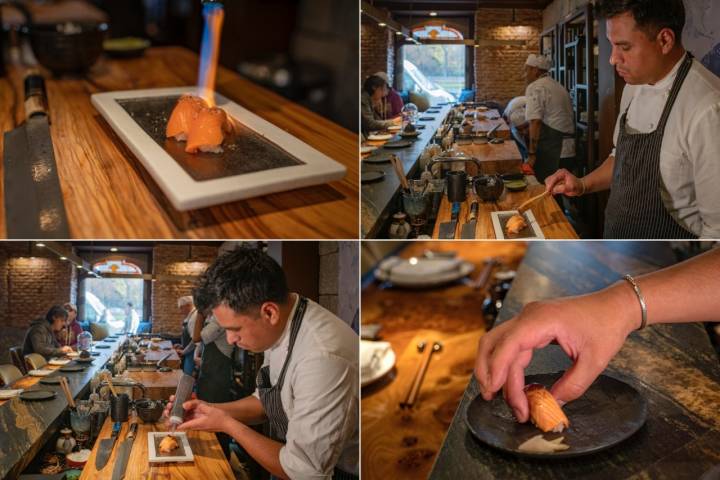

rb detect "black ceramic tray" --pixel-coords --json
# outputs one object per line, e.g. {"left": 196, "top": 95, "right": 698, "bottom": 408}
{"left": 465, "top": 373, "right": 647, "bottom": 458}
{"left": 60, "top": 365, "right": 85, "bottom": 373}
{"left": 20, "top": 390, "right": 57, "bottom": 401}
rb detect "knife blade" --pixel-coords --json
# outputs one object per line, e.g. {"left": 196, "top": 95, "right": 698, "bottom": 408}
{"left": 112, "top": 419, "right": 138, "bottom": 480}
{"left": 438, "top": 202, "right": 460, "bottom": 239}
{"left": 3, "top": 73, "right": 69, "bottom": 238}
{"left": 461, "top": 196, "right": 479, "bottom": 239}
{"left": 95, "top": 421, "right": 121, "bottom": 470}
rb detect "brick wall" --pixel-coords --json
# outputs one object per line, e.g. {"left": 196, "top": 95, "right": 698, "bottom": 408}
{"left": 318, "top": 241, "right": 358, "bottom": 327}
{"left": 361, "top": 15, "right": 395, "bottom": 84}
{"left": 0, "top": 243, "right": 76, "bottom": 329}
{"left": 474, "top": 8, "right": 543, "bottom": 105}
{"left": 151, "top": 244, "right": 219, "bottom": 336}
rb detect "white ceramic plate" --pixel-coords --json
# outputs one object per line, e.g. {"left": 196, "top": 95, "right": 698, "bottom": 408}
{"left": 66, "top": 352, "right": 80, "bottom": 358}
{"left": 28, "top": 369, "right": 54, "bottom": 377}
{"left": 91, "top": 87, "right": 347, "bottom": 211}
{"left": 375, "top": 257, "right": 474, "bottom": 288}
{"left": 361, "top": 341, "right": 396, "bottom": 387}
{"left": 367, "top": 133, "right": 393, "bottom": 141}
{"left": 387, "top": 125, "right": 401, "bottom": 132}
{"left": 48, "top": 358, "right": 72, "bottom": 366}
{"left": 148, "top": 432, "right": 194, "bottom": 463}
{"left": 491, "top": 210, "right": 545, "bottom": 240}
{"left": 0, "top": 389, "right": 23, "bottom": 399}
{"left": 360, "top": 145, "right": 378, "bottom": 154}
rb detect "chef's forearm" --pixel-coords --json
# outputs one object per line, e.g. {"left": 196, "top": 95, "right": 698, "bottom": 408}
{"left": 214, "top": 395, "right": 267, "bottom": 424}
{"left": 582, "top": 155, "right": 614, "bottom": 193}
{"left": 528, "top": 119, "right": 541, "bottom": 154}
{"left": 225, "top": 421, "right": 289, "bottom": 480}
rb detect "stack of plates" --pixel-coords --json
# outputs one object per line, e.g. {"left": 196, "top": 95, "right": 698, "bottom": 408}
{"left": 28, "top": 369, "right": 55, "bottom": 377}
{"left": 374, "top": 256, "right": 474, "bottom": 288}
{"left": 48, "top": 358, "right": 72, "bottom": 366}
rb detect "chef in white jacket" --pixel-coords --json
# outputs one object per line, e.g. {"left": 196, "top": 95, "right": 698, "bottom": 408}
{"left": 524, "top": 54, "right": 576, "bottom": 182}
{"left": 545, "top": 0, "right": 720, "bottom": 238}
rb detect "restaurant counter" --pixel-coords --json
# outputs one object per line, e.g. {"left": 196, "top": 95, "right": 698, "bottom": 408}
{"left": 429, "top": 242, "right": 720, "bottom": 479}
{"left": 361, "top": 105, "right": 453, "bottom": 238}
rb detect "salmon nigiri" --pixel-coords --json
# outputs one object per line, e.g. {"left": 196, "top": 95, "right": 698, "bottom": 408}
{"left": 524, "top": 384, "right": 570, "bottom": 433}
{"left": 166, "top": 95, "right": 209, "bottom": 141}
{"left": 185, "top": 106, "right": 229, "bottom": 154}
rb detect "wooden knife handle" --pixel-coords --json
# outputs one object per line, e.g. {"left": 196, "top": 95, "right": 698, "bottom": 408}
{"left": 23, "top": 74, "right": 48, "bottom": 119}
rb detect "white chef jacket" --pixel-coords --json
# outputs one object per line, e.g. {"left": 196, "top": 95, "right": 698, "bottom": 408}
{"left": 505, "top": 96, "right": 527, "bottom": 128}
{"left": 611, "top": 55, "right": 720, "bottom": 238}
{"left": 253, "top": 295, "right": 359, "bottom": 479}
{"left": 525, "top": 74, "right": 576, "bottom": 157}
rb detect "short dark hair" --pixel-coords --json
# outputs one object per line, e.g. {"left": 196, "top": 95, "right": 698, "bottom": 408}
{"left": 363, "top": 75, "right": 387, "bottom": 96}
{"left": 596, "top": 0, "right": 685, "bottom": 41}
{"left": 193, "top": 247, "right": 289, "bottom": 316}
{"left": 45, "top": 305, "right": 68, "bottom": 324}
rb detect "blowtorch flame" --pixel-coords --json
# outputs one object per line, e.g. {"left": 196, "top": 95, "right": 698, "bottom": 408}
{"left": 197, "top": 2, "right": 224, "bottom": 108}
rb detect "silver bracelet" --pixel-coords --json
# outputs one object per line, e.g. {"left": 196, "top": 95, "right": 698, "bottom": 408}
{"left": 623, "top": 274, "right": 648, "bottom": 330}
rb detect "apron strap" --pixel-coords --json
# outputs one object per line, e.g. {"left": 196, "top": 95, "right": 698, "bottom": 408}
{"left": 656, "top": 52, "right": 694, "bottom": 130}
{"left": 274, "top": 296, "right": 308, "bottom": 390}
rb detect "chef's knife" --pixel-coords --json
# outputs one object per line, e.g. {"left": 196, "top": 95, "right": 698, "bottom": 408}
{"left": 95, "top": 421, "right": 121, "bottom": 470}
{"left": 3, "top": 73, "right": 69, "bottom": 238}
{"left": 460, "top": 195, "right": 479, "bottom": 239}
{"left": 111, "top": 418, "right": 138, "bottom": 480}
{"left": 438, "top": 202, "right": 460, "bottom": 239}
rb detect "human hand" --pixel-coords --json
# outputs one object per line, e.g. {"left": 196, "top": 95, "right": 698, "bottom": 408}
{"left": 162, "top": 392, "right": 199, "bottom": 420}
{"left": 60, "top": 346, "right": 73, "bottom": 354}
{"left": 474, "top": 284, "right": 638, "bottom": 422}
{"left": 544, "top": 169, "right": 584, "bottom": 196}
{"left": 176, "top": 400, "right": 233, "bottom": 433}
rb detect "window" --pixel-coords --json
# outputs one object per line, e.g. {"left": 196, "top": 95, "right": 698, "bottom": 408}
{"left": 412, "top": 25, "right": 463, "bottom": 40}
{"left": 402, "top": 44, "right": 466, "bottom": 104}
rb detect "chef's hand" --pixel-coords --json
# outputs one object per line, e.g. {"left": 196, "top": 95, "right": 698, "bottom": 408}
{"left": 474, "top": 284, "right": 637, "bottom": 423}
{"left": 162, "top": 392, "right": 199, "bottom": 420}
{"left": 176, "top": 400, "right": 233, "bottom": 433}
{"left": 545, "top": 169, "right": 584, "bottom": 196}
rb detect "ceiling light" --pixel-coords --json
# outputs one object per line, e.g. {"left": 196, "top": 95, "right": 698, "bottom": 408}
{"left": 76, "top": 264, "right": 83, "bottom": 269}
{"left": 395, "top": 31, "right": 402, "bottom": 35}
{"left": 378, "top": 22, "right": 386, "bottom": 27}
{"left": 36, "top": 242, "right": 45, "bottom": 247}
{"left": 429, "top": 11, "right": 437, "bottom": 17}
{"left": 110, "top": 247, "right": 118, "bottom": 252}
{"left": 60, "top": 256, "right": 67, "bottom": 261}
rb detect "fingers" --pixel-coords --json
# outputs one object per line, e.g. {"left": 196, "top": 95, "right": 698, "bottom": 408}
{"left": 544, "top": 169, "right": 568, "bottom": 194}
{"left": 502, "top": 351, "right": 532, "bottom": 422}
{"left": 474, "top": 331, "right": 499, "bottom": 400}
{"left": 550, "top": 354, "right": 606, "bottom": 404}
{"left": 177, "top": 417, "right": 203, "bottom": 431}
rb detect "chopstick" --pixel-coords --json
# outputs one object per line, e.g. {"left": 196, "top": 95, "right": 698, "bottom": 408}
{"left": 102, "top": 371, "right": 118, "bottom": 397}
{"left": 59, "top": 377, "right": 75, "bottom": 409}
{"left": 400, "top": 341, "right": 443, "bottom": 409}
{"left": 516, "top": 190, "right": 550, "bottom": 213}
{"left": 390, "top": 155, "right": 409, "bottom": 192}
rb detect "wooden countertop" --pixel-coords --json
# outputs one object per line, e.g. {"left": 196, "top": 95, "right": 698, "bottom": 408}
{"left": 361, "top": 241, "right": 528, "bottom": 480}
{"left": 79, "top": 416, "right": 234, "bottom": 479}
{"left": 123, "top": 369, "right": 183, "bottom": 401}
{"left": 430, "top": 242, "right": 720, "bottom": 480}
{"left": 139, "top": 340, "right": 180, "bottom": 369}
{"left": 0, "top": 46, "right": 358, "bottom": 238}
{"left": 431, "top": 178, "right": 578, "bottom": 239}
{"left": 0, "top": 336, "right": 126, "bottom": 479}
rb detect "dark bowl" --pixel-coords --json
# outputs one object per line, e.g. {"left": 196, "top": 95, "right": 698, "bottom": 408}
{"left": 474, "top": 174, "right": 505, "bottom": 202}
{"left": 135, "top": 398, "right": 164, "bottom": 423}
{"left": 25, "top": 22, "right": 108, "bottom": 74}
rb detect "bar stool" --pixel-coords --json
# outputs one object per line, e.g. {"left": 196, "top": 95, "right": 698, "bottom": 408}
{"left": 0, "top": 364, "right": 23, "bottom": 386}
{"left": 9, "top": 346, "right": 27, "bottom": 375}
{"left": 25, "top": 353, "right": 48, "bottom": 371}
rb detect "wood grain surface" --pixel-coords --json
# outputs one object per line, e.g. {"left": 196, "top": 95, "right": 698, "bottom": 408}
{"left": 124, "top": 369, "right": 183, "bottom": 401}
{"left": 361, "top": 241, "right": 528, "bottom": 480}
{"left": 79, "top": 416, "right": 234, "bottom": 479}
{"left": 451, "top": 141, "right": 522, "bottom": 175}
{"left": 0, "top": 47, "right": 358, "bottom": 238}
{"left": 430, "top": 242, "right": 720, "bottom": 480}
{"left": 140, "top": 341, "right": 180, "bottom": 369}
{"left": 431, "top": 178, "right": 578, "bottom": 239}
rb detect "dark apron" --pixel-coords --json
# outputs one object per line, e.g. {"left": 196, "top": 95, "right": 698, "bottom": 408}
{"left": 604, "top": 53, "right": 698, "bottom": 239}
{"left": 256, "top": 297, "right": 357, "bottom": 480}
{"left": 535, "top": 121, "right": 575, "bottom": 183}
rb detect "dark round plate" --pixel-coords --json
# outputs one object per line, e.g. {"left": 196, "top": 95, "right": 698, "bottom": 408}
{"left": 415, "top": 124, "right": 426, "bottom": 130}
{"left": 75, "top": 358, "right": 94, "bottom": 364}
{"left": 383, "top": 140, "right": 413, "bottom": 149}
{"left": 465, "top": 373, "right": 647, "bottom": 459}
{"left": 363, "top": 153, "right": 392, "bottom": 164}
{"left": 39, "top": 377, "right": 63, "bottom": 385}
{"left": 361, "top": 171, "right": 385, "bottom": 184}
{"left": 103, "top": 339, "right": 116, "bottom": 343}
{"left": 504, "top": 178, "right": 528, "bottom": 192}
{"left": 90, "top": 351, "right": 101, "bottom": 356}
{"left": 95, "top": 345, "right": 111, "bottom": 349}
{"left": 60, "top": 365, "right": 85, "bottom": 372}
{"left": 20, "top": 390, "right": 57, "bottom": 401}
{"left": 418, "top": 116, "right": 436, "bottom": 121}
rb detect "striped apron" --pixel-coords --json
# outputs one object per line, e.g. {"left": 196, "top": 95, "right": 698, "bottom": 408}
{"left": 256, "top": 296, "right": 357, "bottom": 480}
{"left": 604, "top": 53, "right": 698, "bottom": 239}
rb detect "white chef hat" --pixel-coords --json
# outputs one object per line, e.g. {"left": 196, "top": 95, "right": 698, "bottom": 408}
{"left": 526, "top": 54, "right": 552, "bottom": 71}
{"left": 373, "top": 71, "right": 390, "bottom": 84}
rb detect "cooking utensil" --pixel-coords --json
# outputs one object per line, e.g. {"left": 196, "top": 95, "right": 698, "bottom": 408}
{"left": 3, "top": 74, "right": 70, "bottom": 238}
{"left": 168, "top": 374, "right": 196, "bottom": 434}
{"left": 446, "top": 171, "right": 467, "bottom": 203}
{"left": 59, "top": 376, "right": 75, "bottom": 409}
{"left": 400, "top": 341, "right": 442, "bottom": 409}
{"left": 438, "top": 202, "right": 460, "bottom": 239}
{"left": 110, "top": 393, "right": 130, "bottom": 422}
{"left": 389, "top": 155, "right": 409, "bottom": 191}
{"left": 135, "top": 398, "right": 164, "bottom": 423}
{"left": 111, "top": 418, "right": 139, "bottom": 480}
{"left": 461, "top": 194, "right": 479, "bottom": 239}
{"left": 474, "top": 174, "right": 505, "bottom": 202}
{"left": 466, "top": 373, "right": 647, "bottom": 458}
{"left": 516, "top": 190, "right": 551, "bottom": 213}
{"left": 469, "top": 258, "right": 499, "bottom": 291}
{"left": 95, "top": 422, "right": 121, "bottom": 470}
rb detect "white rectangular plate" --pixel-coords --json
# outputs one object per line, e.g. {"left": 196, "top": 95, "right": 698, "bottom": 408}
{"left": 148, "top": 432, "right": 194, "bottom": 463}
{"left": 491, "top": 210, "right": 545, "bottom": 239}
{"left": 91, "top": 87, "right": 347, "bottom": 211}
